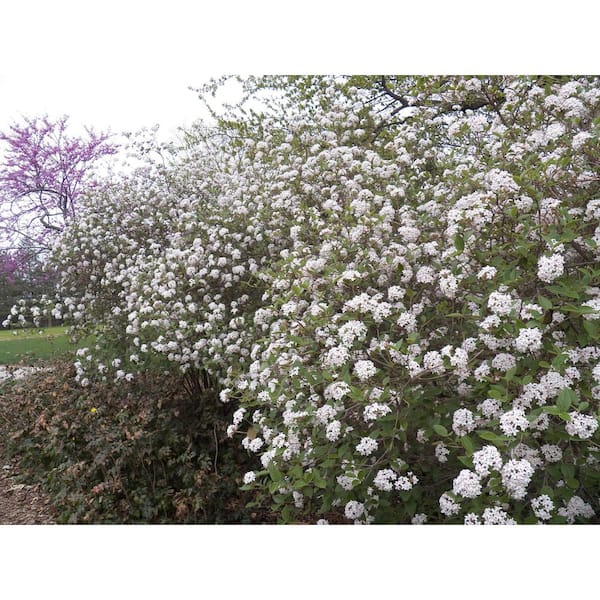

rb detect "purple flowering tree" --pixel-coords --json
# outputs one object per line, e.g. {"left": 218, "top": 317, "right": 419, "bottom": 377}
{"left": 0, "top": 115, "right": 117, "bottom": 255}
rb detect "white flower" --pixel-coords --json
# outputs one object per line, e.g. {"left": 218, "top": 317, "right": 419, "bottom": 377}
{"left": 501, "top": 459, "right": 534, "bottom": 500}
{"left": 326, "top": 420, "right": 342, "bottom": 442}
{"left": 388, "top": 286, "right": 405, "bottom": 301}
{"left": 338, "top": 320, "right": 368, "bottom": 346}
{"left": 232, "top": 408, "right": 246, "bottom": 426}
{"left": 293, "top": 491, "right": 304, "bottom": 509}
{"left": 435, "top": 443, "right": 450, "bottom": 463}
{"left": 336, "top": 475, "right": 353, "bottom": 491}
{"left": 499, "top": 408, "right": 529, "bottom": 436}
{"left": 477, "top": 266, "right": 497, "bottom": 280}
{"left": 452, "top": 469, "right": 482, "bottom": 498}
{"left": 488, "top": 291, "right": 514, "bottom": 316}
{"left": 438, "top": 270, "right": 458, "bottom": 298}
{"left": 315, "top": 404, "right": 338, "bottom": 425}
{"left": 354, "top": 359, "right": 377, "bottom": 381}
{"left": 592, "top": 362, "right": 600, "bottom": 384}
{"left": 540, "top": 444, "right": 563, "bottom": 463}
{"left": 558, "top": 496, "right": 595, "bottom": 523}
{"left": 356, "top": 437, "right": 378, "bottom": 456}
{"left": 324, "top": 381, "right": 351, "bottom": 401}
{"left": 373, "top": 469, "right": 397, "bottom": 492}
{"left": 537, "top": 253, "right": 565, "bottom": 283}
{"left": 514, "top": 327, "right": 543, "bottom": 353}
{"left": 423, "top": 351, "right": 445, "bottom": 374}
{"left": 416, "top": 266, "right": 436, "bottom": 283}
{"left": 396, "top": 312, "right": 417, "bottom": 332}
{"left": 482, "top": 506, "right": 517, "bottom": 525}
{"left": 439, "top": 492, "right": 461, "bottom": 516}
{"left": 464, "top": 513, "right": 481, "bottom": 525}
{"left": 246, "top": 437, "right": 264, "bottom": 453}
{"left": 452, "top": 408, "right": 476, "bottom": 437}
{"left": 531, "top": 495, "right": 554, "bottom": 521}
{"left": 396, "top": 472, "right": 419, "bottom": 491}
{"left": 363, "top": 402, "right": 392, "bottom": 422}
{"left": 472, "top": 445, "right": 503, "bottom": 477}
{"left": 478, "top": 398, "right": 502, "bottom": 419}
{"left": 565, "top": 412, "right": 598, "bottom": 440}
{"left": 491, "top": 352, "right": 516, "bottom": 372}
{"left": 322, "top": 345, "right": 350, "bottom": 368}
{"left": 344, "top": 500, "right": 365, "bottom": 520}
{"left": 411, "top": 513, "right": 427, "bottom": 524}
{"left": 243, "top": 471, "right": 256, "bottom": 485}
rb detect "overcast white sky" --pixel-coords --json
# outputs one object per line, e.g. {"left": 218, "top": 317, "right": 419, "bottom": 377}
{"left": 0, "top": 2, "right": 244, "bottom": 139}
{"left": 0, "top": 1, "right": 594, "bottom": 143}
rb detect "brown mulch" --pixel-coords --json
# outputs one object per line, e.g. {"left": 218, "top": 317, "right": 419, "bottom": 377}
{"left": 0, "top": 452, "right": 56, "bottom": 525}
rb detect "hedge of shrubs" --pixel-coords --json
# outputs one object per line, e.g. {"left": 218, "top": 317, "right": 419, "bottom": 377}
{"left": 6, "top": 76, "right": 600, "bottom": 523}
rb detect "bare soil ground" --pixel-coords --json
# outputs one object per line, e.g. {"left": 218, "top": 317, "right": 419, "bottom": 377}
{"left": 0, "top": 452, "right": 56, "bottom": 524}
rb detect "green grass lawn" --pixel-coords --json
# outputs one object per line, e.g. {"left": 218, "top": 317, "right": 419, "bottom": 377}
{"left": 0, "top": 326, "right": 74, "bottom": 365}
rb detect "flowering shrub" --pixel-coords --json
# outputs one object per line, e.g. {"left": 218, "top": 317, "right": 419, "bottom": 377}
{"left": 9, "top": 76, "right": 600, "bottom": 523}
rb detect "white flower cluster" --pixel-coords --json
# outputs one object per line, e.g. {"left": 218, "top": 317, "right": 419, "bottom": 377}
{"left": 344, "top": 500, "right": 365, "bottom": 521}
{"left": 557, "top": 496, "right": 595, "bottom": 523}
{"left": 439, "top": 493, "right": 461, "bottom": 517}
{"left": 355, "top": 436, "right": 378, "bottom": 456}
{"left": 472, "top": 445, "right": 503, "bottom": 477}
{"left": 565, "top": 412, "right": 598, "bottom": 439}
{"left": 363, "top": 402, "right": 392, "bottom": 422}
{"left": 501, "top": 459, "right": 534, "bottom": 499}
{"left": 353, "top": 359, "right": 377, "bottom": 382}
{"left": 499, "top": 408, "right": 529, "bottom": 436}
{"left": 452, "top": 469, "right": 482, "bottom": 498}
{"left": 531, "top": 494, "right": 554, "bottom": 521}
{"left": 452, "top": 408, "right": 476, "bottom": 437}
{"left": 514, "top": 327, "right": 543, "bottom": 353}
{"left": 488, "top": 291, "right": 515, "bottom": 316}
{"left": 537, "top": 253, "right": 565, "bottom": 283}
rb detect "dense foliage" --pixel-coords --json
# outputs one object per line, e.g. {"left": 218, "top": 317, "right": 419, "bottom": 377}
{"left": 0, "top": 360, "right": 264, "bottom": 523}
{"left": 7, "top": 76, "right": 600, "bottom": 524}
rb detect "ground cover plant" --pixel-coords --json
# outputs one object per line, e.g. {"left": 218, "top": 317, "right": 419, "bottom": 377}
{"left": 0, "top": 359, "right": 270, "bottom": 523}
{"left": 5, "top": 76, "right": 600, "bottom": 524}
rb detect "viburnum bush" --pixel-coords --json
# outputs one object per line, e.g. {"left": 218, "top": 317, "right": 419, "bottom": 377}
{"left": 7, "top": 76, "right": 600, "bottom": 524}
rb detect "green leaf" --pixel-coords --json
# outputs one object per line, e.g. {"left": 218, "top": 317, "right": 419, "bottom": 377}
{"left": 267, "top": 462, "right": 282, "bottom": 482}
{"left": 314, "top": 477, "right": 327, "bottom": 489}
{"left": 453, "top": 234, "right": 464, "bottom": 253}
{"left": 556, "top": 388, "right": 577, "bottom": 412}
{"left": 537, "top": 295, "right": 553, "bottom": 310}
{"left": 312, "top": 468, "right": 327, "bottom": 489}
{"left": 289, "top": 465, "right": 303, "bottom": 480}
{"left": 433, "top": 424, "right": 449, "bottom": 437}
{"left": 477, "top": 430, "right": 506, "bottom": 444}
{"left": 561, "top": 464, "right": 575, "bottom": 480}
{"left": 583, "top": 320, "right": 599, "bottom": 338}
{"left": 547, "top": 284, "right": 580, "bottom": 300}
{"left": 460, "top": 435, "right": 474, "bottom": 454}
{"left": 457, "top": 455, "right": 472, "bottom": 468}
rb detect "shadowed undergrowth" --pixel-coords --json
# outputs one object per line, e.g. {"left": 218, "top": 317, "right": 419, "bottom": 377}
{"left": 0, "top": 359, "right": 274, "bottom": 524}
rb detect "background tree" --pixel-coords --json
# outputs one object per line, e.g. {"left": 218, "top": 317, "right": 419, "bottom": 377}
{"left": 0, "top": 114, "right": 117, "bottom": 255}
